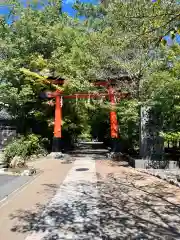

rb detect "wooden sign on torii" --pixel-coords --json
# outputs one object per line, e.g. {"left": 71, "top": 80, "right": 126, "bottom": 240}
{"left": 41, "top": 78, "right": 130, "bottom": 152}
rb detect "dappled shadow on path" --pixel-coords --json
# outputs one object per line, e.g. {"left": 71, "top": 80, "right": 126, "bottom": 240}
{"left": 97, "top": 170, "right": 180, "bottom": 239}
{"left": 9, "top": 169, "right": 180, "bottom": 239}
{"left": 9, "top": 180, "right": 101, "bottom": 239}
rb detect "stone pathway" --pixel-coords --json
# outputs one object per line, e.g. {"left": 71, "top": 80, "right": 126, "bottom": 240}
{"left": 25, "top": 157, "right": 100, "bottom": 240}
{"left": 1, "top": 155, "right": 180, "bottom": 239}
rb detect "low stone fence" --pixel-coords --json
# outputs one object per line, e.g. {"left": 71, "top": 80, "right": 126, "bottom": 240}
{"left": 116, "top": 153, "right": 180, "bottom": 188}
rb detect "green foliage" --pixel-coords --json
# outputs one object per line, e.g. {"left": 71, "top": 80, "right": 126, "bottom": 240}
{"left": 3, "top": 134, "right": 47, "bottom": 163}
{"left": 142, "top": 44, "right": 180, "bottom": 135}
{"left": 117, "top": 100, "right": 140, "bottom": 150}
{"left": 78, "top": 130, "right": 92, "bottom": 141}
{"left": 0, "top": 0, "right": 179, "bottom": 153}
{"left": 107, "top": 0, "right": 180, "bottom": 46}
{"left": 160, "top": 132, "right": 180, "bottom": 142}
{"left": 0, "top": 0, "right": 101, "bottom": 143}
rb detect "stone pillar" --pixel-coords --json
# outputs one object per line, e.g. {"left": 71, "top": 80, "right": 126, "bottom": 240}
{"left": 0, "top": 125, "right": 16, "bottom": 150}
{"left": 140, "top": 106, "right": 151, "bottom": 159}
{"left": 139, "top": 106, "right": 164, "bottom": 168}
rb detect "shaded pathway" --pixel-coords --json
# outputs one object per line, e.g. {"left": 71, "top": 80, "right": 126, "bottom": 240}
{"left": 7, "top": 157, "right": 180, "bottom": 240}
{"left": 97, "top": 161, "right": 180, "bottom": 239}
{"left": 13, "top": 157, "right": 100, "bottom": 240}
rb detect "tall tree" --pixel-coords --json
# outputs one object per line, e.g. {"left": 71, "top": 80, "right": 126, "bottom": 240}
{"left": 0, "top": 0, "right": 179, "bottom": 152}
{"left": 0, "top": 0, "right": 101, "bottom": 140}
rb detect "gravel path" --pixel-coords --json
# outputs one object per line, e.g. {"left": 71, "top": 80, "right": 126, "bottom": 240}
{"left": 138, "top": 168, "right": 180, "bottom": 187}
{"left": 97, "top": 160, "right": 180, "bottom": 240}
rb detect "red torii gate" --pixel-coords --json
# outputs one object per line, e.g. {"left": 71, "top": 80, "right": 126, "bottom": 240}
{"left": 42, "top": 79, "right": 130, "bottom": 152}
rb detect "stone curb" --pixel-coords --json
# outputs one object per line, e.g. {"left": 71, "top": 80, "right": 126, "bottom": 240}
{"left": 0, "top": 167, "right": 37, "bottom": 176}
{"left": 137, "top": 169, "right": 180, "bottom": 188}
{"left": 109, "top": 152, "right": 180, "bottom": 189}
{"left": 0, "top": 155, "right": 47, "bottom": 176}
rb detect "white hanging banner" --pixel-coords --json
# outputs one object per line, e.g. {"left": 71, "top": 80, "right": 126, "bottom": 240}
{"left": 76, "top": 94, "right": 78, "bottom": 105}
{"left": 60, "top": 96, "right": 63, "bottom": 107}
{"left": 88, "top": 94, "right": 90, "bottom": 104}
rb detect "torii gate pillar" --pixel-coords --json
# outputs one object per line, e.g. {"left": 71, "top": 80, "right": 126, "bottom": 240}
{"left": 52, "top": 91, "right": 63, "bottom": 152}
{"left": 108, "top": 85, "right": 119, "bottom": 152}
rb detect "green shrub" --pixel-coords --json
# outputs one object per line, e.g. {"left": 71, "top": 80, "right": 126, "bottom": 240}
{"left": 3, "top": 134, "right": 47, "bottom": 165}
{"left": 160, "top": 131, "right": 180, "bottom": 142}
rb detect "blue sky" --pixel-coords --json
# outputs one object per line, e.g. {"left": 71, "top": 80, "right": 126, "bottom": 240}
{"left": 0, "top": 0, "right": 97, "bottom": 17}
{"left": 0, "top": 0, "right": 98, "bottom": 24}
{"left": 164, "top": 35, "right": 180, "bottom": 45}
{"left": 62, "top": 0, "right": 97, "bottom": 17}
{"left": 0, "top": 0, "right": 179, "bottom": 43}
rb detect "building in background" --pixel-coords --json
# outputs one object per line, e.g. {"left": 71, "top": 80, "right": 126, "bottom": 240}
{"left": 0, "top": 109, "right": 16, "bottom": 151}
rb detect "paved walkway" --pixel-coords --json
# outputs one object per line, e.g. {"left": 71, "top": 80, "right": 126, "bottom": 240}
{"left": 0, "top": 174, "right": 32, "bottom": 202}
{"left": 0, "top": 157, "right": 72, "bottom": 240}
{"left": 1, "top": 155, "right": 180, "bottom": 239}
{"left": 25, "top": 157, "right": 99, "bottom": 240}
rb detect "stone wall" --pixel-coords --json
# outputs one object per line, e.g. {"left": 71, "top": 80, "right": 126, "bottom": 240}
{"left": 0, "top": 124, "right": 16, "bottom": 150}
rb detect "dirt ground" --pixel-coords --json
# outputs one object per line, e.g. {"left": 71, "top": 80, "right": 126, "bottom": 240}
{"left": 96, "top": 160, "right": 180, "bottom": 239}
{"left": 0, "top": 158, "right": 73, "bottom": 240}
{"left": 0, "top": 157, "right": 180, "bottom": 239}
